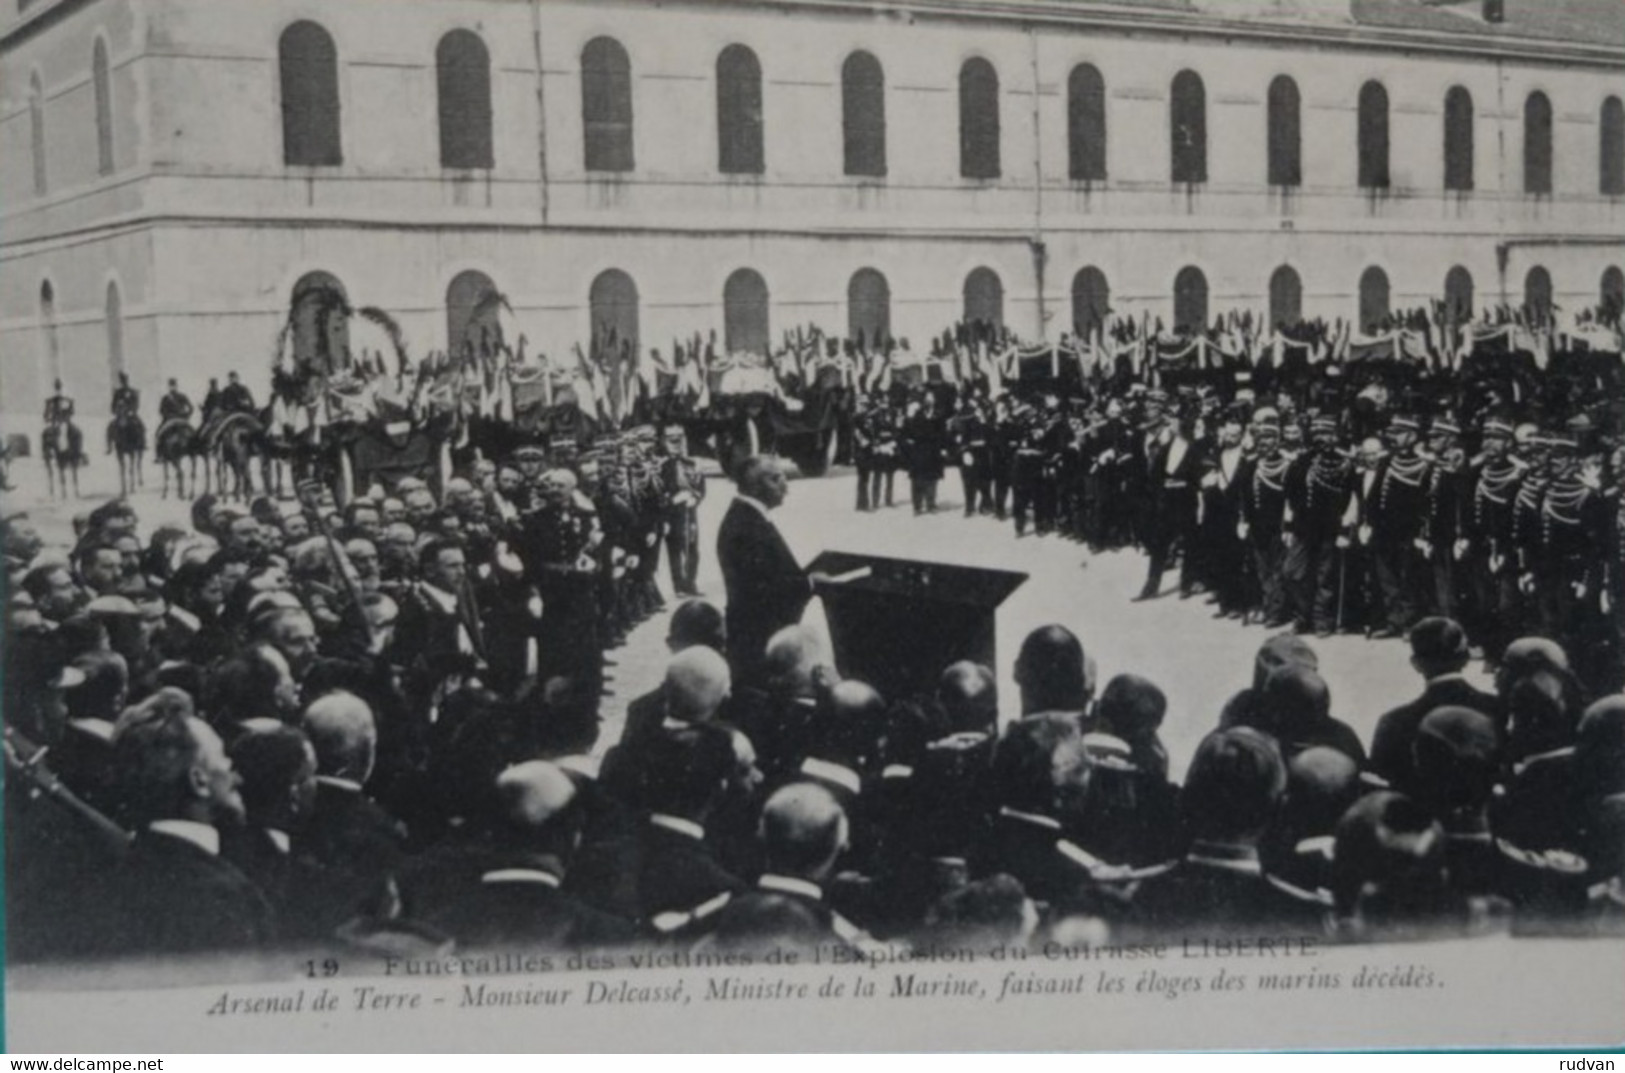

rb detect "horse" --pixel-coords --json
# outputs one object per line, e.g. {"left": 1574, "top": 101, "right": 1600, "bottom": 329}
{"left": 212, "top": 412, "right": 261, "bottom": 501}
{"left": 109, "top": 411, "right": 147, "bottom": 496}
{"left": 41, "top": 420, "right": 85, "bottom": 499}
{"left": 154, "top": 418, "right": 200, "bottom": 500}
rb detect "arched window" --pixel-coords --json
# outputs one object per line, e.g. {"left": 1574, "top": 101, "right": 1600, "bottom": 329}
{"left": 959, "top": 58, "right": 1000, "bottom": 180}
{"left": 437, "top": 30, "right": 492, "bottom": 169}
{"left": 963, "top": 267, "right": 1004, "bottom": 329}
{"left": 93, "top": 39, "right": 113, "bottom": 176}
{"left": 842, "top": 51, "right": 885, "bottom": 178}
{"left": 1071, "top": 267, "right": 1110, "bottom": 338}
{"left": 1444, "top": 266, "right": 1474, "bottom": 323}
{"left": 582, "top": 37, "right": 633, "bottom": 173}
{"left": 39, "top": 280, "right": 60, "bottom": 383}
{"left": 29, "top": 71, "right": 46, "bottom": 196}
{"left": 1269, "top": 265, "right": 1302, "bottom": 329}
{"left": 1266, "top": 75, "right": 1300, "bottom": 188}
{"left": 289, "top": 272, "right": 350, "bottom": 373}
{"left": 724, "top": 269, "right": 771, "bottom": 356}
{"left": 717, "top": 45, "right": 763, "bottom": 175}
{"left": 1602, "top": 266, "right": 1625, "bottom": 318}
{"left": 1444, "top": 86, "right": 1473, "bottom": 192}
{"left": 1173, "top": 266, "right": 1208, "bottom": 333}
{"left": 1524, "top": 266, "right": 1553, "bottom": 323}
{"left": 446, "top": 270, "right": 500, "bottom": 358}
{"left": 1068, "top": 63, "right": 1106, "bottom": 183}
{"left": 1599, "top": 96, "right": 1623, "bottom": 196}
{"left": 1358, "top": 80, "right": 1389, "bottom": 189}
{"left": 1524, "top": 91, "right": 1552, "bottom": 195}
{"left": 1170, "top": 70, "right": 1206, "bottom": 184}
{"left": 105, "top": 281, "right": 124, "bottom": 384}
{"left": 279, "top": 21, "right": 341, "bottom": 166}
{"left": 589, "top": 270, "right": 640, "bottom": 358}
{"left": 848, "top": 268, "right": 891, "bottom": 346}
{"left": 1358, "top": 266, "right": 1390, "bottom": 332}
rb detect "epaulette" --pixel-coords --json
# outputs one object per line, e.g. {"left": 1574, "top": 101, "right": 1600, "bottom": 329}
{"left": 801, "top": 757, "right": 862, "bottom": 796}
{"left": 998, "top": 806, "right": 1062, "bottom": 831}
{"left": 1511, "top": 746, "right": 1575, "bottom": 779}
{"left": 650, "top": 890, "right": 733, "bottom": 935}
{"left": 1293, "top": 835, "right": 1336, "bottom": 861}
{"left": 1495, "top": 837, "right": 1588, "bottom": 877}
{"left": 1264, "top": 871, "right": 1335, "bottom": 908}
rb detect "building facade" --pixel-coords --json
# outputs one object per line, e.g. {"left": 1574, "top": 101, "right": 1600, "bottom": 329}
{"left": 2, "top": 0, "right": 1622, "bottom": 426}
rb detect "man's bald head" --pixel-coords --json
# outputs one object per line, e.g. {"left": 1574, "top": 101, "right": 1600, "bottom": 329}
{"left": 1014, "top": 624, "right": 1088, "bottom": 715}
{"left": 759, "top": 782, "right": 848, "bottom": 880}
{"left": 493, "top": 760, "right": 584, "bottom": 857}
{"left": 763, "top": 625, "right": 826, "bottom": 698}
{"left": 664, "top": 646, "right": 732, "bottom": 722}
{"left": 301, "top": 690, "right": 376, "bottom": 783}
{"left": 938, "top": 661, "right": 997, "bottom": 735}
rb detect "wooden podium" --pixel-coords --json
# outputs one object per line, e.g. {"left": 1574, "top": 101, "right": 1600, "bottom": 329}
{"left": 808, "top": 551, "right": 1028, "bottom": 702}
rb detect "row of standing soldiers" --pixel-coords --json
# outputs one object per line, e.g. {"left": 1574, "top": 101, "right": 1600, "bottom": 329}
{"left": 481, "top": 426, "right": 707, "bottom": 710}
{"left": 851, "top": 386, "right": 1624, "bottom": 698}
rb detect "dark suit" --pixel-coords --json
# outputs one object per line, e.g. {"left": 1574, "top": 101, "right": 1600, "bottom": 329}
{"left": 295, "top": 779, "right": 408, "bottom": 936}
{"left": 1142, "top": 435, "right": 1206, "bottom": 597}
{"left": 695, "top": 876, "right": 863, "bottom": 956}
{"left": 1368, "top": 676, "right": 1502, "bottom": 790}
{"left": 401, "top": 847, "right": 634, "bottom": 950}
{"left": 717, "top": 498, "right": 812, "bottom": 684}
{"left": 100, "top": 828, "right": 276, "bottom": 955}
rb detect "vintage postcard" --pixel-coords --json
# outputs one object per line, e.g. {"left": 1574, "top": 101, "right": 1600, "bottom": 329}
{"left": 2, "top": 0, "right": 1623, "bottom": 1053}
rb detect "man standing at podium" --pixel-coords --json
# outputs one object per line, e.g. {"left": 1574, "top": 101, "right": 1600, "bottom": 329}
{"left": 717, "top": 455, "right": 827, "bottom": 685}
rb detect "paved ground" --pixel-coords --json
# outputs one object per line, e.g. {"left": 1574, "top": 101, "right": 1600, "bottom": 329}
{"left": 3, "top": 452, "right": 1489, "bottom": 779}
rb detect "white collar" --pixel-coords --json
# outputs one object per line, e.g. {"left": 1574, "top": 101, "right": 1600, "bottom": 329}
{"left": 265, "top": 828, "right": 291, "bottom": 854}
{"left": 419, "top": 582, "right": 459, "bottom": 613}
{"left": 737, "top": 494, "right": 774, "bottom": 518}
{"left": 316, "top": 775, "right": 365, "bottom": 793}
{"left": 758, "top": 873, "right": 823, "bottom": 901}
{"left": 149, "top": 819, "right": 220, "bottom": 856}
{"left": 481, "top": 868, "right": 562, "bottom": 888}
{"left": 1426, "top": 672, "right": 1468, "bottom": 686}
{"left": 649, "top": 814, "right": 706, "bottom": 841}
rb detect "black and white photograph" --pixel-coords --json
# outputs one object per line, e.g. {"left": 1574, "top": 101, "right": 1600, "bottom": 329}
{"left": 2, "top": 0, "right": 1623, "bottom": 1053}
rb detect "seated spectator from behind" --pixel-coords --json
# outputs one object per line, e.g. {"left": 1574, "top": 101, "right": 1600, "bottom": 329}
{"left": 225, "top": 722, "right": 321, "bottom": 930}
{"left": 1261, "top": 746, "right": 1363, "bottom": 902}
{"left": 726, "top": 625, "right": 831, "bottom": 780}
{"left": 1088, "top": 673, "right": 1170, "bottom": 782}
{"left": 619, "top": 620, "right": 730, "bottom": 748}
{"left": 575, "top": 723, "right": 744, "bottom": 929}
{"left": 1330, "top": 791, "right": 1460, "bottom": 943}
{"left": 603, "top": 646, "right": 732, "bottom": 800}
{"left": 1129, "top": 727, "right": 1326, "bottom": 935}
{"left": 1219, "top": 633, "right": 1318, "bottom": 731}
{"left": 1260, "top": 665, "right": 1366, "bottom": 764}
{"left": 918, "top": 873, "right": 1039, "bottom": 954}
{"left": 1014, "top": 625, "right": 1091, "bottom": 722}
{"left": 1370, "top": 617, "right": 1501, "bottom": 790}
{"left": 697, "top": 783, "right": 867, "bottom": 956}
{"left": 405, "top": 761, "right": 634, "bottom": 951}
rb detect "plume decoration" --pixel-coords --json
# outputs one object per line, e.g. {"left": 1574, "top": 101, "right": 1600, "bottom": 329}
{"left": 356, "top": 306, "right": 410, "bottom": 379}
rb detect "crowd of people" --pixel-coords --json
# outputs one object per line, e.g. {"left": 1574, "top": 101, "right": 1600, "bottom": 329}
{"left": 848, "top": 328, "right": 1625, "bottom": 701}
{"left": 3, "top": 412, "right": 1623, "bottom": 966}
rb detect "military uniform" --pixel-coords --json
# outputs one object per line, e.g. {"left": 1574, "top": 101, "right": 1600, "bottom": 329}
{"left": 1460, "top": 422, "right": 1525, "bottom": 661}
{"left": 1368, "top": 419, "right": 1432, "bottom": 636}
{"left": 1283, "top": 426, "right": 1353, "bottom": 635}
{"left": 1237, "top": 437, "right": 1292, "bottom": 625}
{"left": 515, "top": 489, "right": 602, "bottom": 688}
{"left": 159, "top": 388, "right": 194, "bottom": 424}
{"left": 659, "top": 439, "right": 706, "bottom": 595}
{"left": 947, "top": 402, "right": 993, "bottom": 517}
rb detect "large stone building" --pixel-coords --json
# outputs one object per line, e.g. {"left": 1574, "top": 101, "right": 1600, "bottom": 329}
{"left": 2, "top": 0, "right": 1622, "bottom": 427}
